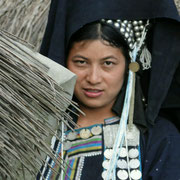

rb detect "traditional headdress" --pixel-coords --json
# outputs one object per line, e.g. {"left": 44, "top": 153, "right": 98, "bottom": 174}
{"left": 96, "top": 19, "right": 151, "bottom": 179}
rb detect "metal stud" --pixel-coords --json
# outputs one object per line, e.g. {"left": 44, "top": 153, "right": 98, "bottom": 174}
{"left": 107, "top": 20, "right": 113, "bottom": 24}
{"left": 120, "top": 27, "right": 125, "bottom": 33}
{"left": 133, "top": 21, "right": 138, "bottom": 26}
{"left": 134, "top": 26, "right": 139, "bottom": 31}
{"left": 135, "top": 32, "right": 140, "bottom": 37}
{"left": 125, "top": 32, "right": 129, "bottom": 38}
{"left": 114, "top": 22, "right": 120, "bottom": 28}
{"left": 138, "top": 20, "right": 143, "bottom": 25}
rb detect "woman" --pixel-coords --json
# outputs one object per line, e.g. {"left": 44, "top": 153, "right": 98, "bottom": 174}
{"left": 37, "top": 19, "right": 180, "bottom": 180}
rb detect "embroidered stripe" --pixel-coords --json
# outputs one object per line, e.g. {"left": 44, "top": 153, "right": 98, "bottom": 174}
{"left": 64, "top": 158, "right": 78, "bottom": 180}
{"left": 69, "top": 141, "right": 101, "bottom": 152}
{"left": 68, "top": 146, "right": 102, "bottom": 156}
{"left": 72, "top": 137, "right": 101, "bottom": 146}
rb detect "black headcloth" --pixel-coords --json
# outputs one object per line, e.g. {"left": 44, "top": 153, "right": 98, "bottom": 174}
{"left": 40, "top": 0, "right": 180, "bottom": 129}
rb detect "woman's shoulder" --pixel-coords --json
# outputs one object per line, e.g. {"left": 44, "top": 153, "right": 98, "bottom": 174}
{"left": 147, "top": 116, "right": 180, "bottom": 140}
{"left": 142, "top": 116, "right": 180, "bottom": 180}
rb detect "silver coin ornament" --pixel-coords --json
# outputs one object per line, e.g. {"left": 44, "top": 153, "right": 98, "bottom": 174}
{"left": 117, "top": 159, "right": 128, "bottom": 169}
{"left": 117, "top": 170, "right": 128, "bottom": 180}
{"left": 102, "top": 170, "right": 113, "bottom": 180}
{"left": 102, "top": 170, "right": 107, "bottom": 179}
{"left": 129, "top": 148, "right": 139, "bottom": 158}
{"left": 67, "top": 131, "right": 77, "bottom": 140}
{"left": 102, "top": 160, "right": 110, "bottom": 169}
{"left": 80, "top": 129, "right": 91, "bottom": 139}
{"left": 102, "top": 170, "right": 113, "bottom": 179}
{"left": 130, "top": 169, "right": 142, "bottom": 180}
{"left": 91, "top": 126, "right": 102, "bottom": 135}
{"left": 63, "top": 141, "right": 72, "bottom": 150}
{"left": 129, "top": 159, "right": 140, "bottom": 169}
{"left": 119, "top": 147, "right": 127, "bottom": 158}
{"left": 104, "top": 149, "right": 113, "bottom": 159}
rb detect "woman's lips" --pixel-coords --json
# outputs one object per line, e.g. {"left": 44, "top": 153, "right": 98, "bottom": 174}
{"left": 83, "top": 89, "right": 103, "bottom": 98}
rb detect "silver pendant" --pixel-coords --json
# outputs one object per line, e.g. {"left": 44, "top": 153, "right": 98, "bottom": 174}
{"left": 91, "top": 125, "right": 102, "bottom": 135}
{"left": 117, "top": 170, "right": 128, "bottom": 180}
{"left": 66, "top": 131, "right": 77, "bottom": 140}
{"left": 79, "top": 129, "right": 91, "bottom": 139}
{"left": 104, "top": 149, "right": 113, "bottom": 159}
{"left": 129, "top": 148, "right": 139, "bottom": 158}
{"left": 126, "top": 124, "right": 140, "bottom": 146}
{"left": 117, "top": 159, "right": 128, "bottom": 169}
{"left": 129, "top": 159, "right": 140, "bottom": 169}
{"left": 103, "top": 125, "right": 119, "bottom": 148}
{"left": 130, "top": 169, "right": 142, "bottom": 180}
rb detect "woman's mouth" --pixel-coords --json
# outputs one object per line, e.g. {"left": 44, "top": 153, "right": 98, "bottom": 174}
{"left": 83, "top": 89, "right": 103, "bottom": 98}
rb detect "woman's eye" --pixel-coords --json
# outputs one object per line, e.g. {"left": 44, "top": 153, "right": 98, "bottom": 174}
{"left": 74, "top": 60, "right": 86, "bottom": 65}
{"left": 104, "top": 61, "right": 114, "bottom": 66}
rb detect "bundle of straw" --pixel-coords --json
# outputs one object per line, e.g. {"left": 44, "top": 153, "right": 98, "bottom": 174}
{"left": 0, "top": 0, "right": 51, "bottom": 51}
{"left": 0, "top": 30, "right": 77, "bottom": 180}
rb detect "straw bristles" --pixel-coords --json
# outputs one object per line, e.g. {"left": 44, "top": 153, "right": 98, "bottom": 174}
{"left": 0, "top": 30, "right": 77, "bottom": 180}
{"left": 0, "top": 0, "right": 51, "bottom": 51}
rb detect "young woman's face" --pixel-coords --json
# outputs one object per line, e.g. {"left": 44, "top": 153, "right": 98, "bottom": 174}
{"left": 67, "top": 40, "right": 126, "bottom": 110}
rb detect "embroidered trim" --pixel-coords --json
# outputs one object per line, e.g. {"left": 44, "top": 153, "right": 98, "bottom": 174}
{"left": 104, "top": 116, "right": 120, "bottom": 124}
{"left": 75, "top": 157, "right": 85, "bottom": 180}
{"left": 68, "top": 151, "right": 102, "bottom": 160}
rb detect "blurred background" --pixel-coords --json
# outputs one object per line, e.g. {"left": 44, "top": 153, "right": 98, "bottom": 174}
{"left": 0, "top": 0, "right": 179, "bottom": 51}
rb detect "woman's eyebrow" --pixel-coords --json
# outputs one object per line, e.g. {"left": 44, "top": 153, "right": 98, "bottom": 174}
{"left": 101, "top": 56, "right": 118, "bottom": 60}
{"left": 72, "top": 55, "right": 89, "bottom": 60}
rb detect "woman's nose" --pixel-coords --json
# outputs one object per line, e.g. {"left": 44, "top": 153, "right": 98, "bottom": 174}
{"left": 86, "top": 66, "right": 102, "bottom": 85}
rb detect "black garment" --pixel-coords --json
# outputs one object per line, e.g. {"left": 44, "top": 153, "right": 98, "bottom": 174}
{"left": 40, "top": 0, "right": 180, "bottom": 130}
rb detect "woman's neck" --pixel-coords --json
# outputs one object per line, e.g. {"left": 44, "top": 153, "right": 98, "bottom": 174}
{"left": 77, "top": 105, "right": 116, "bottom": 128}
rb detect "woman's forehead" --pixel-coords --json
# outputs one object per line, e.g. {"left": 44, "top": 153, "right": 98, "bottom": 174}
{"left": 70, "top": 40, "right": 122, "bottom": 52}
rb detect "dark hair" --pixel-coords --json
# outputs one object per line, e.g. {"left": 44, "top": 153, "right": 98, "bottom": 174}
{"left": 66, "top": 21, "right": 130, "bottom": 65}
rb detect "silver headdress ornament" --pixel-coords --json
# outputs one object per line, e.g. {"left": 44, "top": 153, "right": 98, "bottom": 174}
{"left": 101, "top": 19, "right": 152, "bottom": 70}
{"left": 100, "top": 19, "right": 151, "bottom": 180}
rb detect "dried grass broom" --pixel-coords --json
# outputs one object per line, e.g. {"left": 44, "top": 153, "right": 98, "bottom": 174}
{"left": 0, "top": 30, "right": 78, "bottom": 180}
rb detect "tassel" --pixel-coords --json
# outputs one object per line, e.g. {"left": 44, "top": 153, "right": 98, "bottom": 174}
{"left": 140, "top": 46, "right": 152, "bottom": 70}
